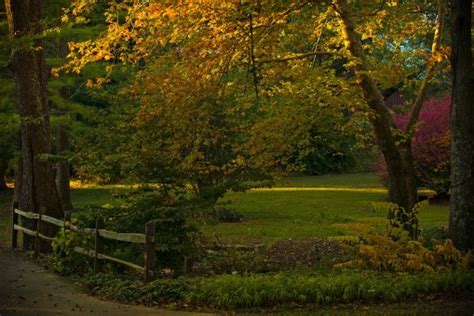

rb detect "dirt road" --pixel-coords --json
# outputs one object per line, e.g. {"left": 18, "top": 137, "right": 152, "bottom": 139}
{"left": 0, "top": 246, "right": 213, "bottom": 316}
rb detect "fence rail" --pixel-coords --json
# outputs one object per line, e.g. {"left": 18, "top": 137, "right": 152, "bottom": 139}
{"left": 11, "top": 202, "right": 156, "bottom": 282}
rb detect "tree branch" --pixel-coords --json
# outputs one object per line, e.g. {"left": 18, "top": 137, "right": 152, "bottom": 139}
{"left": 406, "top": 0, "right": 445, "bottom": 134}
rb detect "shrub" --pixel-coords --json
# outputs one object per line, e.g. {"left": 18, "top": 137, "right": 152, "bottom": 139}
{"left": 387, "top": 202, "right": 423, "bottom": 239}
{"left": 54, "top": 188, "right": 200, "bottom": 274}
{"left": 123, "top": 71, "right": 273, "bottom": 205}
{"left": 51, "top": 224, "right": 93, "bottom": 275}
{"left": 377, "top": 96, "right": 451, "bottom": 194}
{"left": 334, "top": 230, "right": 473, "bottom": 273}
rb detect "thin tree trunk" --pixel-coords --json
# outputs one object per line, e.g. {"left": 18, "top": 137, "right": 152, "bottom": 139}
{"left": 5, "top": 0, "right": 64, "bottom": 252}
{"left": 332, "top": 0, "right": 418, "bottom": 214}
{"left": 56, "top": 125, "right": 73, "bottom": 211}
{"left": 449, "top": 0, "right": 474, "bottom": 251}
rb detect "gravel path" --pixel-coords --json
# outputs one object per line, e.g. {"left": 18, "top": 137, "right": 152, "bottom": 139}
{"left": 0, "top": 246, "right": 212, "bottom": 316}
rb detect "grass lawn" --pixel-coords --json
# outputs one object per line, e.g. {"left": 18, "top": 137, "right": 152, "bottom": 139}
{"left": 205, "top": 173, "right": 448, "bottom": 241}
{"left": 0, "top": 173, "right": 449, "bottom": 244}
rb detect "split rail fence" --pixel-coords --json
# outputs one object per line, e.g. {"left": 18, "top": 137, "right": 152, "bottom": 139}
{"left": 11, "top": 202, "right": 156, "bottom": 282}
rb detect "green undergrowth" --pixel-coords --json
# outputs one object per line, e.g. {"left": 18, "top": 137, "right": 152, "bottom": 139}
{"left": 81, "top": 270, "right": 474, "bottom": 310}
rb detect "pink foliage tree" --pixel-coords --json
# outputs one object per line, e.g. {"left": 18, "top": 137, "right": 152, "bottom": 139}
{"left": 378, "top": 96, "right": 451, "bottom": 195}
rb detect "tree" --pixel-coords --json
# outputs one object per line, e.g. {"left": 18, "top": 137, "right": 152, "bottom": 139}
{"left": 64, "top": 1, "right": 447, "bottom": 237}
{"left": 331, "top": 0, "right": 446, "bottom": 237}
{"left": 449, "top": 0, "right": 474, "bottom": 251}
{"left": 377, "top": 96, "right": 451, "bottom": 196}
{"left": 5, "top": 0, "right": 63, "bottom": 251}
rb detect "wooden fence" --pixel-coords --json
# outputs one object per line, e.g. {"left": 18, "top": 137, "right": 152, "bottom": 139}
{"left": 11, "top": 202, "right": 156, "bottom": 282}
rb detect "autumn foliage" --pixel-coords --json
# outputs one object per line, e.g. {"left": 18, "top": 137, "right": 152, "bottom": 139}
{"left": 335, "top": 230, "right": 473, "bottom": 273}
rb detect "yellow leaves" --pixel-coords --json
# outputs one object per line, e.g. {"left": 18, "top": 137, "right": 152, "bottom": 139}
{"left": 435, "top": 239, "right": 462, "bottom": 263}
{"left": 86, "top": 79, "right": 94, "bottom": 88}
{"left": 335, "top": 232, "right": 472, "bottom": 273}
{"left": 86, "top": 77, "right": 110, "bottom": 89}
{"left": 62, "top": 0, "right": 97, "bottom": 25}
{"left": 61, "top": 14, "right": 70, "bottom": 24}
{"left": 387, "top": 0, "right": 399, "bottom": 7}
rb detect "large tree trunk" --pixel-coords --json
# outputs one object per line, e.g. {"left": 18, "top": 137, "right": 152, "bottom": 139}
{"left": 449, "top": 0, "right": 474, "bottom": 251}
{"left": 0, "top": 170, "right": 7, "bottom": 190}
{"left": 13, "top": 156, "right": 22, "bottom": 202}
{"left": 56, "top": 125, "right": 73, "bottom": 211}
{"left": 5, "top": 0, "right": 64, "bottom": 252}
{"left": 13, "top": 131, "right": 22, "bottom": 202}
{"left": 332, "top": 0, "right": 418, "bottom": 215}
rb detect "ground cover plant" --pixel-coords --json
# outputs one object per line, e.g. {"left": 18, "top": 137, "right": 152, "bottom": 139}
{"left": 81, "top": 270, "right": 474, "bottom": 310}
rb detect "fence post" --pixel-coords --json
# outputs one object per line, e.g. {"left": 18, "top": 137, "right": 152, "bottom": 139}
{"left": 144, "top": 221, "right": 156, "bottom": 283}
{"left": 11, "top": 201, "right": 18, "bottom": 249}
{"left": 94, "top": 218, "right": 104, "bottom": 274}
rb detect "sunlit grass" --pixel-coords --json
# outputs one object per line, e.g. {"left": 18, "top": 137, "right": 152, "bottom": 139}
{"left": 69, "top": 174, "right": 449, "bottom": 242}
{"left": 203, "top": 174, "right": 447, "bottom": 242}
{"left": 0, "top": 173, "right": 449, "bottom": 244}
{"left": 253, "top": 187, "right": 388, "bottom": 193}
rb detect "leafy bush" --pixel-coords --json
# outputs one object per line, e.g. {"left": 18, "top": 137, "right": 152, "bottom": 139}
{"left": 335, "top": 230, "right": 473, "bottom": 273}
{"left": 51, "top": 222, "right": 94, "bottom": 275}
{"left": 377, "top": 96, "right": 451, "bottom": 194}
{"left": 123, "top": 68, "right": 273, "bottom": 205}
{"left": 53, "top": 188, "right": 200, "bottom": 274}
{"left": 86, "top": 190, "right": 199, "bottom": 272}
{"left": 387, "top": 202, "right": 420, "bottom": 239}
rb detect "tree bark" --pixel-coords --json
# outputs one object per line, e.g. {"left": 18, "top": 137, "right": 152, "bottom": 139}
{"left": 0, "top": 171, "right": 7, "bottom": 190}
{"left": 13, "top": 156, "right": 22, "bottom": 202}
{"left": 56, "top": 125, "right": 73, "bottom": 211}
{"left": 5, "top": 0, "right": 64, "bottom": 252}
{"left": 13, "top": 131, "right": 22, "bottom": 202}
{"left": 449, "top": 0, "right": 474, "bottom": 251}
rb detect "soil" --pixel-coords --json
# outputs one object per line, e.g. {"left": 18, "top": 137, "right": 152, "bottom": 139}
{"left": 264, "top": 239, "right": 348, "bottom": 268}
{"left": 0, "top": 245, "right": 212, "bottom": 316}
